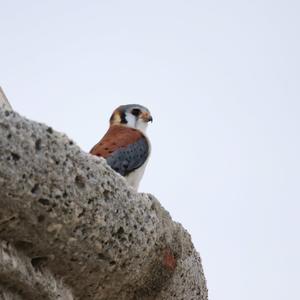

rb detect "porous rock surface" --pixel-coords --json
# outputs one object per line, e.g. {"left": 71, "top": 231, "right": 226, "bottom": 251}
{"left": 0, "top": 108, "right": 208, "bottom": 300}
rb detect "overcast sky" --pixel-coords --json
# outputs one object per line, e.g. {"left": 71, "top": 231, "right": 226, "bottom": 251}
{"left": 1, "top": 1, "right": 300, "bottom": 299}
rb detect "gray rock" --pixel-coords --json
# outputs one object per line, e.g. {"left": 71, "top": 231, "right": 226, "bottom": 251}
{"left": 0, "top": 87, "right": 12, "bottom": 111}
{"left": 0, "top": 108, "right": 208, "bottom": 300}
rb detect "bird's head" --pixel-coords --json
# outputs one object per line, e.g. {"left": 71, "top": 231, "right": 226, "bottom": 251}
{"left": 109, "top": 104, "right": 153, "bottom": 133}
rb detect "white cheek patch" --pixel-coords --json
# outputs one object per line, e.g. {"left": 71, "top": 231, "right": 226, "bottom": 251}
{"left": 136, "top": 119, "right": 148, "bottom": 133}
{"left": 125, "top": 112, "right": 137, "bottom": 128}
{"left": 125, "top": 112, "right": 148, "bottom": 133}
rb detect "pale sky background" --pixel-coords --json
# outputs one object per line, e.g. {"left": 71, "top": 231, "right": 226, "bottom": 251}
{"left": 1, "top": 1, "right": 300, "bottom": 299}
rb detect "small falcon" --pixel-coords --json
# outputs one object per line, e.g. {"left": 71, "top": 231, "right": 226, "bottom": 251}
{"left": 90, "top": 104, "right": 153, "bottom": 190}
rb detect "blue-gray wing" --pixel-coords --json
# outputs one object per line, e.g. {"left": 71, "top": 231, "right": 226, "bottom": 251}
{"left": 105, "top": 137, "right": 149, "bottom": 176}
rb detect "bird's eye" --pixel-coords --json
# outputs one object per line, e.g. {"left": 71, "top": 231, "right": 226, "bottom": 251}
{"left": 131, "top": 108, "right": 141, "bottom": 116}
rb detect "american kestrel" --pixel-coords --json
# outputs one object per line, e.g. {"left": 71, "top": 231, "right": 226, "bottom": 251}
{"left": 90, "top": 104, "right": 153, "bottom": 190}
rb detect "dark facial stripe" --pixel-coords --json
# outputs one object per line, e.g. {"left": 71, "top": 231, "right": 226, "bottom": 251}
{"left": 120, "top": 111, "right": 127, "bottom": 124}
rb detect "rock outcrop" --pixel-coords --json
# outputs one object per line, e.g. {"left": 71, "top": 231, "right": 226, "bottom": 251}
{"left": 0, "top": 100, "right": 208, "bottom": 299}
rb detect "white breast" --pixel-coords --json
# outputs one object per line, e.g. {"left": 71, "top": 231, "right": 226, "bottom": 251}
{"left": 125, "top": 158, "right": 149, "bottom": 190}
{"left": 125, "top": 135, "right": 151, "bottom": 191}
